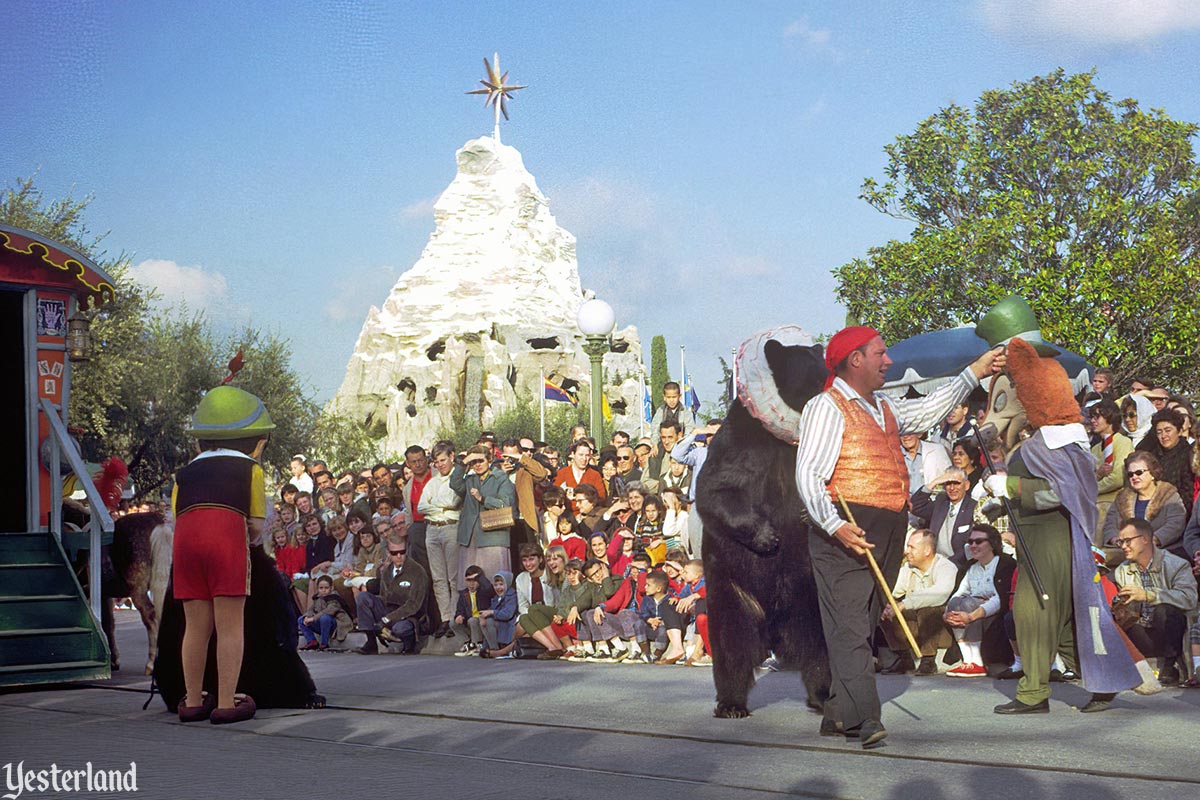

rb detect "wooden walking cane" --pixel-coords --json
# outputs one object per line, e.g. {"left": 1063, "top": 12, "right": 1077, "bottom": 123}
{"left": 835, "top": 494, "right": 922, "bottom": 660}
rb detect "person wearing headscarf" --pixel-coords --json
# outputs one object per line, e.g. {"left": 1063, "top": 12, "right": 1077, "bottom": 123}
{"left": 794, "top": 326, "right": 1005, "bottom": 748}
{"left": 1120, "top": 393, "right": 1156, "bottom": 448}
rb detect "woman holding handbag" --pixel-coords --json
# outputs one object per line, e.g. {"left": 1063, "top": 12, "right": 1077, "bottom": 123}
{"left": 452, "top": 445, "right": 517, "bottom": 587}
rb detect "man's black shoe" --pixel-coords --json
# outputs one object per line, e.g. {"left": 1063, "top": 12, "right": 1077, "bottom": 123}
{"left": 993, "top": 698, "right": 1049, "bottom": 714}
{"left": 1158, "top": 665, "right": 1180, "bottom": 686}
{"left": 856, "top": 720, "right": 887, "bottom": 749}
{"left": 1080, "top": 692, "right": 1117, "bottom": 713}
{"left": 1050, "top": 668, "right": 1078, "bottom": 682}
{"left": 997, "top": 667, "right": 1024, "bottom": 680}
{"left": 355, "top": 633, "right": 380, "bottom": 655}
{"left": 915, "top": 656, "right": 938, "bottom": 676}
{"left": 433, "top": 622, "right": 450, "bottom": 639}
{"left": 819, "top": 718, "right": 851, "bottom": 737}
{"left": 881, "top": 658, "right": 915, "bottom": 675}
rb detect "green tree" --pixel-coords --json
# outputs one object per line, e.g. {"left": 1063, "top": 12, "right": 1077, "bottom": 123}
{"left": 834, "top": 69, "right": 1200, "bottom": 391}
{"left": 2, "top": 176, "right": 317, "bottom": 497}
{"left": 649, "top": 335, "right": 670, "bottom": 401}
{"left": 702, "top": 356, "right": 734, "bottom": 420}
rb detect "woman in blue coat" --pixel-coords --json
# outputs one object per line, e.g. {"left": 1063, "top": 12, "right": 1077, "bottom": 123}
{"left": 451, "top": 445, "right": 517, "bottom": 585}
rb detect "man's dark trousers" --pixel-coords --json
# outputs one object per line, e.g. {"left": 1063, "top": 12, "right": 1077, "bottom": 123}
{"left": 808, "top": 503, "right": 906, "bottom": 731}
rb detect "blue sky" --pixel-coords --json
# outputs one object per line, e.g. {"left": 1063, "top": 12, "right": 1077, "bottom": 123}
{"left": 3, "top": 1, "right": 1198, "bottom": 409}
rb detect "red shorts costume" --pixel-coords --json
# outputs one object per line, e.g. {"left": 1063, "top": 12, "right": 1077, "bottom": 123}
{"left": 172, "top": 451, "right": 266, "bottom": 600}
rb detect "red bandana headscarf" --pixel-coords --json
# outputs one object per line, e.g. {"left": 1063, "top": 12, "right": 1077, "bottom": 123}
{"left": 823, "top": 326, "right": 881, "bottom": 389}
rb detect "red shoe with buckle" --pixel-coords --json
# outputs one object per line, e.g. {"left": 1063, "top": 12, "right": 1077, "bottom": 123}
{"left": 947, "top": 662, "right": 987, "bottom": 678}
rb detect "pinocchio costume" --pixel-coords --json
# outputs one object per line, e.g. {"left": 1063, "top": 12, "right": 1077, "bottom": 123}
{"left": 795, "top": 326, "right": 983, "bottom": 745}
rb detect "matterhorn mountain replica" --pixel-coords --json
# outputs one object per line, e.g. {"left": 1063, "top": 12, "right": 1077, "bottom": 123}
{"left": 331, "top": 135, "right": 643, "bottom": 453}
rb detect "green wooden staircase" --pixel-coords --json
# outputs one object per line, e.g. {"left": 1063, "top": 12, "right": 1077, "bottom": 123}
{"left": 0, "top": 531, "right": 111, "bottom": 688}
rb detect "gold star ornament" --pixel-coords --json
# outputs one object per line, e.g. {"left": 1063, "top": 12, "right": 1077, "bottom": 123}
{"left": 467, "top": 53, "right": 526, "bottom": 140}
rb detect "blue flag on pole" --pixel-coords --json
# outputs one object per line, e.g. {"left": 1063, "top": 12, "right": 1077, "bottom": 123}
{"left": 642, "top": 384, "right": 653, "bottom": 423}
{"left": 545, "top": 378, "right": 577, "bottom": 405}
{"left": 682, "top": 369, "right": 700, "bottom": 415}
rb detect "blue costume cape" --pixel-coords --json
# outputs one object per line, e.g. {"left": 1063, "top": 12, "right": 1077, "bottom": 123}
{"left": 1020, "top": 431, "right": 1139, "bottom": 694}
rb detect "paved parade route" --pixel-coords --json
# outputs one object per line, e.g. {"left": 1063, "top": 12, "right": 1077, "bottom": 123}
{"left": 2, "top": 609, "right": 1200, "bottom": 796}
{"left": 1, "top": 611, "right": 1196, "bottom": 799}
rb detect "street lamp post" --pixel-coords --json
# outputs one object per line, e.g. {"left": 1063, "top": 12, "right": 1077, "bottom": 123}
{"left": 576, "top": 298, "right": 615, "bottom": 443}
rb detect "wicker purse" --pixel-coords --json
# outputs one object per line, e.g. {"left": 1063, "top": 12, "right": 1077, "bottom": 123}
{"left": 479, "top": 506, "right": 515, "bottom": 531}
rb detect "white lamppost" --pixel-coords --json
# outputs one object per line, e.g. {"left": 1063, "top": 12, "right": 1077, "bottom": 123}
{"left": 576, "top": 298, "right": 615, "bottom": 442}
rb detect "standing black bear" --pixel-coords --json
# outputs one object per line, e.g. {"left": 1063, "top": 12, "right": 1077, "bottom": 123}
{"left": 696, "top": 326, "right": 831, "bottom": 718}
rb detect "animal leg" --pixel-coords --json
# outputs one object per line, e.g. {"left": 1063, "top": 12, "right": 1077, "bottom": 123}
{"left": 710, "top": 579, "right": 766, "bottom": 719}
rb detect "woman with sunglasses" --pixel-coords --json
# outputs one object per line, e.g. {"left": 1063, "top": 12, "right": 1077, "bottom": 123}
{"left": 1102, "top": 452, "right": 1187, "bottom": 554}
{"left": 943, "top": 524, "right": 1017, "bottom": 677}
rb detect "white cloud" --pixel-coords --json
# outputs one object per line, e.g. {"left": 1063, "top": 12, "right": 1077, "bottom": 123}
{"left": 783, "top": 17, "right": 839, "bottom": 56}
{"left": 129, "top": 258, "right": 230, "bottom": 310}
{"left": 323, "top": 264, "right": 400, "bottom": 323}
{"left": 398, "top": 194, "right": 440, "bottom": 221}
{"left": 979, "top": 0, "right": 1200, "bottom": 43}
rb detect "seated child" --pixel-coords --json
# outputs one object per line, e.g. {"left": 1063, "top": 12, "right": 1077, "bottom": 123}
{"left": 600, "top": 551, "right": 653, "bottom": 662}
{"left": 639, "top": 569, "right": 673, "bottom": 659}
{"left": 479, "top": 571, "right": 518, "bottom": 658}
{"left": 660, "top": 559, "right": 709, "bottom": 665}
{"left": 454, "top": 565, "right": 496, "bottom": 656}
{"left": 270, "top": 525, "right": 306, "bottom": 580}
{"left": 298, "top": 575, "right": 353, "bottom": 651}
{"left": 548, "top": 515, "right": 588, "bottom": 561}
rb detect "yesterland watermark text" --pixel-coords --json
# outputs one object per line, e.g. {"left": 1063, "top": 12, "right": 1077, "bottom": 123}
{"left": 3, "top": 762, "right": 137, "bottom": 799}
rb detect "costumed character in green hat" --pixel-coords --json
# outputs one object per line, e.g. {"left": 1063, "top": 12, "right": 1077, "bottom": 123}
{"left": 974, "top": 298, "right": 1140, "bottom": 714}
{"left": 173, "top": 385, "right": 275, "bottom": 724}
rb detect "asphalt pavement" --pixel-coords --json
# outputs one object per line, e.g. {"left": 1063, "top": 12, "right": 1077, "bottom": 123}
{"left": 0, "top": 609, "right": 1196, "bottom": 800}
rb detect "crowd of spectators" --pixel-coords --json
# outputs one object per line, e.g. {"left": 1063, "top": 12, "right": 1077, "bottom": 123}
{"left": 264, "top": 381, "right": 717, "bottom": 663}
{"left": 887, "top": 369, "right": 1199, "bottom": 688}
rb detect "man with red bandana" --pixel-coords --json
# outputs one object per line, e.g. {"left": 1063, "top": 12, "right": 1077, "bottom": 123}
{"left": 795, "top": 326, "right": 1004, "bottom": 748}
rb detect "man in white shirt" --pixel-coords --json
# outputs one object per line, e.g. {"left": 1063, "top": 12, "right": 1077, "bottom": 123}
{"left": 417, "top": 442, "right": 465, "bottom": 632}
{"left": 880, "top": 528, "right": 957, "bottom": 675}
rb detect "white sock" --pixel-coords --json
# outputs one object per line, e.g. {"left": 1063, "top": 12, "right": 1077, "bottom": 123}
{"left": 1193, "top": 655, "right": 1200, "bottom": 671}
{"left": 582, "top": 641, "right": 595, "bottom": 655}
{"left": 1011, "top": 655, "right": 1023, "bottom": 671}
{"left": 1052, "top": 654, "right": 1066, "bottom": 672}
{"left": 610, "top": 638, "right": 625, "bottom": 652}
{"left": 959, "top": 640, "right": 982, "bottom": 665}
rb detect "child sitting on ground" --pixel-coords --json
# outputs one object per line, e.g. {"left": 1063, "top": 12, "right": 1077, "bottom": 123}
{"left": 480, "top": 571, "right": 519, "bottom": 659}
{"left": 639, "top": 569, "right": 673, "bottom": 660}
{"left": 675, "top": 559, "right": 710, "bottom": 665}
{"left": 599, "top": 551, "right": 653, "bottom": 662}
{"left": 453, "top": 565, "right": 496, "bottom": 656}
{"left": 298, "top": 575, "right": 353, "bottom": 650}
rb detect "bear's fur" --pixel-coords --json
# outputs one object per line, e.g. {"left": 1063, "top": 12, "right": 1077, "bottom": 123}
{"left": 697, "top": 338, "right": 831, "bottom": 718}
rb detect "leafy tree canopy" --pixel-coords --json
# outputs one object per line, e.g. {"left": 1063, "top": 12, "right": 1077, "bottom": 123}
{"left": 834, "top": 69, "right": 1200, "bottom": 391}
{"left": 2, "top": 176, "right": 318, "bottom": 497}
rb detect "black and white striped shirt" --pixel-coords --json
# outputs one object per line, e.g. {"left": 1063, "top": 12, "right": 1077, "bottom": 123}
{"left": 795, "top": 369, "right": 979, "bottom": 535}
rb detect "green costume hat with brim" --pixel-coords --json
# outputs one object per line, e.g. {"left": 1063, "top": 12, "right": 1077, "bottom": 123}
{"left": 974, "top": 296, "right": 1059, "bottom": 357}
{"left": 187, "top": 385, "right": 276, "bottom": 440}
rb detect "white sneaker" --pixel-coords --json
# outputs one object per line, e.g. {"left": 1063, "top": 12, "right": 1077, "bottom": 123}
{"left": 453, "top": 643, "right": 478, "bottom": 657}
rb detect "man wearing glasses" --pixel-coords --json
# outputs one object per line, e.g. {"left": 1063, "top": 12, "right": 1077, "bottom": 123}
{"left": 1111, "top": 518, "right": 1196, "bottom": 687}
{"left": 354, "top": 542, "right": 430, "bottom": 655}
{"left": 910, "top": 467, "right": 977, "bottom": 568}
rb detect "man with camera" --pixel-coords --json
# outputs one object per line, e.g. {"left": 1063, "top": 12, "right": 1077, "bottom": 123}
{"left": 498, "top": 438, "right": 550, "bottom": 568}
{"left": 1111, "top": 517, "right": 1197, "bottom": 686}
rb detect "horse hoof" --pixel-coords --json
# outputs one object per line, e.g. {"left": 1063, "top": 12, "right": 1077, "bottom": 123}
{"left": 714, "top": 703, "right": 751, "bottom": 719}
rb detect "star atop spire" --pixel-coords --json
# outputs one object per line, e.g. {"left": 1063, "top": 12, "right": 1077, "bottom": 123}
{"left": 466, "top": 53, "right": 526, "bottom": 143}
